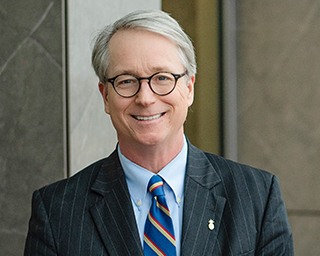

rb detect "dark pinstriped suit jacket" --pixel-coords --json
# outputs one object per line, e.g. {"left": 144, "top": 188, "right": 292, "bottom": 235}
{"left": 24, "top": 141, "right": 294, "bottom": 255}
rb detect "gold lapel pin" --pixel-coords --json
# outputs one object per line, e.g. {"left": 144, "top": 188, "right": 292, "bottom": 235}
{"left": 208, "top": 219, "right": 215, "bottom": 230}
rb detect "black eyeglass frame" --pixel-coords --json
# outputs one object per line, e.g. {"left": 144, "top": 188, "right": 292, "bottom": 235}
{"left": 105, "top": 71, "right": 187, "bottom": 98}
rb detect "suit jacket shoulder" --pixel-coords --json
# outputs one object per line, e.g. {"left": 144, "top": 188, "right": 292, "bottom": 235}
{"left": 181, "top": 142, "right": 294, "bottom": 256}
{"left": 25, "top": 150, "right": 143, "bottom": 256}
{"left": 38, "top": 156, "right": 107, "bottom": 202}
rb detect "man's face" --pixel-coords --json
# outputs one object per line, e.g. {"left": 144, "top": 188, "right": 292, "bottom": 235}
{"left": 99, "top": 29, "right": 194, "bottom": 151}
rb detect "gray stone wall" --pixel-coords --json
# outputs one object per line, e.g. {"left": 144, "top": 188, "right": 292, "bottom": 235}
{"left": 0, "top": 0, "right": 65, "bottom": 255}
{"left": 236, "top": 1, "right": 320, "bottom": 254}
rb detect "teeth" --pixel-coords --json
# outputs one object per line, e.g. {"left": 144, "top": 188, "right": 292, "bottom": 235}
{"left": 135, "top": 113, "right": 162, "bottom": 121}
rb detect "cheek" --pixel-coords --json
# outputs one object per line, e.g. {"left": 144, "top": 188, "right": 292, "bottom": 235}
{"left": 165, "top": 90, "right": 190, "bottom": 121}
{"left": 175, "top": 86, "right": 193, "bottom": 107}
{"left": 108, "top": 100, "right": 121, "bottom": 118}
{"left": 107, "top": 102, "right": 124, "bottom": 131}
{"left": 108, "top": 97, "right": 132, "bottom": 121}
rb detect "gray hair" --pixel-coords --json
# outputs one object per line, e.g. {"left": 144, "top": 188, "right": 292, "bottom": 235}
{"left": 92, "top": 9, "right": 197, "bottom": 83}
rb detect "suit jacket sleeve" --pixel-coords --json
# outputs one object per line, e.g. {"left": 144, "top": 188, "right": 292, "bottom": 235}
{"left": 24, "top": 189, "right": 58, "bottom": 256}
{"left": 256, "top": 175, "right": 293, "bottom": 255}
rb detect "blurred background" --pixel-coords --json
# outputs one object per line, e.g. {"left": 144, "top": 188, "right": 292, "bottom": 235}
{"left": 1, "top": 0, "right": 320, "bottom": 255}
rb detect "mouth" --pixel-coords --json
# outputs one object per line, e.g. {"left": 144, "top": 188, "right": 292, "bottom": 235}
{"left": 132, "top": 113, "right": 165, "bottom": 121}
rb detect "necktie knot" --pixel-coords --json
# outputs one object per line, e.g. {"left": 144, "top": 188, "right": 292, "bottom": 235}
{"left": 148, "top": 175, "right": 165, "bottom": 197}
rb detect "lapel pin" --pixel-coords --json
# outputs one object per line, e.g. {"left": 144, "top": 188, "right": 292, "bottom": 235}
{"left": 208, "top": 219, "right": 215, "bottom": 230}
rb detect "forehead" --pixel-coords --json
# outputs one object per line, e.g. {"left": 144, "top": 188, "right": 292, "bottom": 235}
{"left": 108, "top": 29, "right": 184, "bottom": 75}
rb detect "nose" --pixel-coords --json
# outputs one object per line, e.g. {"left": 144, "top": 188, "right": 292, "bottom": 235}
{"left": 135, "top": 80, "right": 156, "bottom": 106}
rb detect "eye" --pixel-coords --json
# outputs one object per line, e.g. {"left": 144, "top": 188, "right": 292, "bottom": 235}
{"left": 115, "top": 75, "right": 138, "bottom": 87}
{"left": 153, "top": 73, "right": 174, "bottom": 84}
{"left": 120, "top": 79, "right": 134, "bottom": 84}
{"left": 157, "top": 75, "right": 168, "bottom": 81}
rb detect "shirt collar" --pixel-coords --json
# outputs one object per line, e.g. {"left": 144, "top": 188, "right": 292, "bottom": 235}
{"left": 118, "top": 137, "right": 188, "bottom": 209}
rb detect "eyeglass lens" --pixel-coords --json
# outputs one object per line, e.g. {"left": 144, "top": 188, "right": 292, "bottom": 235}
{"left": 114, "top": 72, "right": 176, "bottom": 97}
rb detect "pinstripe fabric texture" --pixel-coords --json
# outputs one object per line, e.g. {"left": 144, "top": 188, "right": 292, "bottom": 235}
{"left": 24, "top": 140, "right": 294, "bottom": 255}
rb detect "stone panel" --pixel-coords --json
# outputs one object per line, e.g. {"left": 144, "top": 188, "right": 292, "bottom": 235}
{"left": 236, "top": 1, "right": 320, "bottom": 254}
{"left": 289, "top": 215, "right": 320, "bottom": 255}
{"left": 0, "top": 0, "right": 64, "bottom": 254}
{"left": 237, "top": 0, "right": 320, "bottom": 211}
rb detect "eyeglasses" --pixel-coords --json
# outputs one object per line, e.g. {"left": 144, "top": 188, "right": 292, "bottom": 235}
{"left": 105, "top": 71, "right": 187, "bottom": 98}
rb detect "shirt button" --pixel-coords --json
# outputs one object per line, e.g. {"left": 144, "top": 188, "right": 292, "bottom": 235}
{"left": 177, "top": 197, "right": 181, "bottom": 203}
{"left": 137, "top": 200, "right": 142, "bottom": 206}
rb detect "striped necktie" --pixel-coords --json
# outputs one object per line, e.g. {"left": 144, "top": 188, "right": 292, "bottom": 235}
{"left": 143, "top": 175, "right": 176, "bottom": 256}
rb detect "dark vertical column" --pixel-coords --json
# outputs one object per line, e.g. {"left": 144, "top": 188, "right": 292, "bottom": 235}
{"left": 0, "top": 0, "right": 66, "bottom": 254}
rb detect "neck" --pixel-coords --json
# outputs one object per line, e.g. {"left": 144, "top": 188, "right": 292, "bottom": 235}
{"left": 118, "top": 135, "right": 185, "bottom": 173}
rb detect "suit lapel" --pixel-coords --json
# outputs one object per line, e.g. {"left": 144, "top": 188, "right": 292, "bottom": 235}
{"left": 181, "top": 142, "right": 226, "bottom": 255}
{"left": 89, "top": 150, "right": 144, "bottom": 256}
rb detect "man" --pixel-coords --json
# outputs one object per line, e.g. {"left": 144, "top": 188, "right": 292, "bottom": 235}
{"left": 24, "top": 10, "right": 294, "bottom": 255}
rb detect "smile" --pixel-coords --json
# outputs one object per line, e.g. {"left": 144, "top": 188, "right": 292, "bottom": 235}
{"left": 133, "top": 113, "right": 164, "bottom": 121}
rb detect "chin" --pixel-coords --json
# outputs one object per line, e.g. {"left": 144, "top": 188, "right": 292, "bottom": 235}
{"left": 135, "top": 134, "right": 165, "bottom": 147}
{"left": 138, "top": 138, "right": 162, "bottom": 146}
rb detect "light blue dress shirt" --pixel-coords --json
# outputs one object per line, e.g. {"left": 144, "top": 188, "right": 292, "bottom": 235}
{"left": 118, "top": 137, "right": 187, "bottom": 256}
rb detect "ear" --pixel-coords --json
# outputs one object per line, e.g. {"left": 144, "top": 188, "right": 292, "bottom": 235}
{"left": 186, "top": 75, "right": 195, "bottom": 107}
{"left": 99, "top": 82, "right": 110, "bottom": 114}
